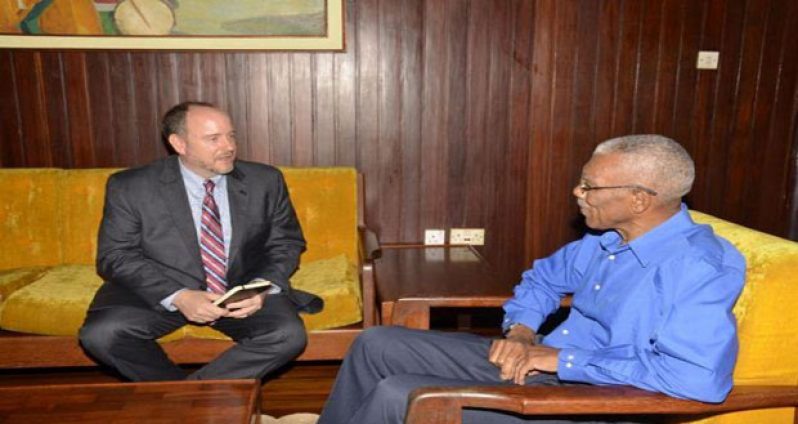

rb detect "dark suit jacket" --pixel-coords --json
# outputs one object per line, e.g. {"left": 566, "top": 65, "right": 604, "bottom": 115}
{"left": 91, "top": 155, "right": 322, "bottom": 313}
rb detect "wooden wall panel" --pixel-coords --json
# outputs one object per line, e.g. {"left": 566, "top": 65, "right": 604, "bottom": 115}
{"left": 0, "top": 51, "right": 22, "bottom": 166}
{"left": 526, "top": 0, "right": 798, "bottom": 261}
{"left": 1, "top": 0, "right": 797, "bottom": 288}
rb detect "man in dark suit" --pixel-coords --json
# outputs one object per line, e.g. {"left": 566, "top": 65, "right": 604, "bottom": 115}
{"left": 79, "top": 101, "right": 320, "bottom": 381}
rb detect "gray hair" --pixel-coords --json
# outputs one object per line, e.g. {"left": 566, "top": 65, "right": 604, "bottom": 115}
{"left": 594, "top": 134, "right": 695, "bottom": 202}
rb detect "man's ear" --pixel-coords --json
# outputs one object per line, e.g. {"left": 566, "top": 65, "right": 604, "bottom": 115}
{"left": 168, "top": 134, "right": 186, "bottom": 155}
{"left": 629, "top": 190, "right": 652, "bottom": 214}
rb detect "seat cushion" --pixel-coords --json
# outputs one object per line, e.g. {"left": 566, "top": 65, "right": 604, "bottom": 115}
{"left": 0, "top": 267, "right": 49, "bottom": 303}
{"left": 0, "top": 265, "right": 104, "bottom": 337}
{"left": 1, "top": 255, "right": 362, "bottom": 340}
{"left": 0, "top": 265, "right": 184, "bottom": 342}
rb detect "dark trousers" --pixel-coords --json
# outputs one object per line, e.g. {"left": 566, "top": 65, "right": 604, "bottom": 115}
{"left": 79, "top": 293, "right": 306, "bottom": 381}
{"left": 318, "top": 326, "right": 647, "bottom": 424}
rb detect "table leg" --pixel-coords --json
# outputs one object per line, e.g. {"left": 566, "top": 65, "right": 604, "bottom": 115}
{"left": 391, "top": 300, "right": 432, "bottom": 330}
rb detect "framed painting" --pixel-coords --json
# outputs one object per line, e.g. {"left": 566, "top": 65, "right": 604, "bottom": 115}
{"left": 0, "top": 0, "right": 344, "bottom": 50}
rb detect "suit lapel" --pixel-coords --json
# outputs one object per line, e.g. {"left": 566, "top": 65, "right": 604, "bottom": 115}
{"left": 158, "top": 157, "right": 204, "bottom": 280}
{"left": 226, "top": 167, "right": 249, "bottom": 269}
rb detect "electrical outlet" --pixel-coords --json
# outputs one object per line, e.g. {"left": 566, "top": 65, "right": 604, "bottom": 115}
{"left": 424, "top": 229, "right": 446, "bottom": 245}
{"left": 696, "top": 51, "right": 719, "bottom": 70}
{"left": 450, "top": 228, "right": 485, "bottom": 245}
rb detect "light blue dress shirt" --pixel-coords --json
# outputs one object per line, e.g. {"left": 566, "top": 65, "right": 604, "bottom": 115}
{"left": 162, "top": 160, "right": 280, "bottom": 311}
{"left": 179, "top": 162, "right": 232, "bottom": 258}
{"left": 160, "top": 161, "right": 232, "bottom": 310}
{"left": 503, "top": 204, "right": 745, "bottom": 402}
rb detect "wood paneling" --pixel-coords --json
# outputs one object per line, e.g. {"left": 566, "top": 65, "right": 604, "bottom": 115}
{"left": 526, "top": 0, "right": 798, "bottom": 259}
{"left": 1, "top": 0, "right": 797, "bottom": 287}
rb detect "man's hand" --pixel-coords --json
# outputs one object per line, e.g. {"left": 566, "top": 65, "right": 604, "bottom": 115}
{"left": 224, "top": 292, "right": 267, "bottom": 319}
{"left": 489, "top": 324, "right": 559, "bottom": 384}
{"left": 173, "top": 290, "right": 229, "bottom": 324}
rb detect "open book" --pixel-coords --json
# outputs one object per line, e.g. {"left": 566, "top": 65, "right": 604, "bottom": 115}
{"left": 213, "top": 280, "right": 273, "bottom": 307}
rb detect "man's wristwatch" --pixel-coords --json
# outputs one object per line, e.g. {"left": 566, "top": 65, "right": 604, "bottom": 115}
{"left": 503, "top": 322, "right": 523, "bottom": 336}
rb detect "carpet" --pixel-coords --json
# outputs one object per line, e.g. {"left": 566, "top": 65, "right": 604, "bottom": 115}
{"left": 260, "top": 413, "right": 319, "bottom": 424}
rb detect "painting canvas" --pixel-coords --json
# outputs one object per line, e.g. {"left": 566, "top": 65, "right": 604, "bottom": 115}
{"left": 0, "top": 0, "right": 344, "bottom": 50}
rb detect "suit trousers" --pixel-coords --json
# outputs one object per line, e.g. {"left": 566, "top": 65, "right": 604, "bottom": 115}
{"left": 79, "top": 293, "right": 306, "bottom": 381}
{"left": 317, "top": 326, "right": 649, "bottom": 424}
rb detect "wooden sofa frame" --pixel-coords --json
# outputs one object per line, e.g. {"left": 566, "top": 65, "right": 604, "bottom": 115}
{"left": 0, "top": 174, "right": 381, "bottom": 369}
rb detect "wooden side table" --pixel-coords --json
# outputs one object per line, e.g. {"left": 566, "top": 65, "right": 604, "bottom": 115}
{"left": 0, "top": 379, "right": 260, "bottom": 423}
{"left": 376, "top": 245, "right": 511, "bottom": 329}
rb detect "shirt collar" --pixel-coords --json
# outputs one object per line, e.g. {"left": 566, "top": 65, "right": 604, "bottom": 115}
{"left": 599, "top": 203, "right": 694, "bottom": 267}
{"left": 177, "top": 159, "right": 225, "bottom": 191}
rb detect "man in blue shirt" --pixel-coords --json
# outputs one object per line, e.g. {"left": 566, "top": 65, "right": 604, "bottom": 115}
{"left": 318, "top": 134, "right": 746, "bottom": 424}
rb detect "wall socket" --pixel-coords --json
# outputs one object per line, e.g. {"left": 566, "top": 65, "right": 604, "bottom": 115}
{"left": 450, "top": 228, "right": 485, "bottom": 245}
{"left": 424, "top": 229, "right": 446, "bottom": 245}
{"left": 696, "top": 51, "right": 719, "bottom": 70}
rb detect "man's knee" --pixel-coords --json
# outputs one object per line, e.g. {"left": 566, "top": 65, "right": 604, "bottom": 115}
{"left": 79, "top": 311, "right": 126, "bottom": 355}
{"left": 251, "top": 316, "right": 307, "bottom": 359}
{"left": 280, "top": 317, "right": 308, "bottom": 356}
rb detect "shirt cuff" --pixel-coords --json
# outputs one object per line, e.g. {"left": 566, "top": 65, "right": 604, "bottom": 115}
{"left": 161, "top": 288, "right": 187, "bottom": 312}
{"left": 250, "top": 278, "right": 282, "bottom": 295}
{"left": 556, "top": 348, "right": 592, "bottom": 382}
{"left": 501, "top": 311, "right": 544, "bottom": 333}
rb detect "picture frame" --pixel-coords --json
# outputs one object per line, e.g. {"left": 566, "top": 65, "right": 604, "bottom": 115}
{"left": 0, "top": 0, "right": 344, "bottom": 51}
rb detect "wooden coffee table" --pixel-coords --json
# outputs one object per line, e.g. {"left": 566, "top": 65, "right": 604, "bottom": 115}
{"left": 0, "top": 379, "right": 260, "bottom": 423}
{"left": 376, "top": 245, "right": 511, "bottom": 329}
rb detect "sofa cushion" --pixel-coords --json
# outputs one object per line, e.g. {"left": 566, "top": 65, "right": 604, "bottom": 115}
{"left": 0, "top": 265, "right": 107, "bottom": 337}
{"left": 0, "top": 255, "right": 361, "bottom": 339}
{"left": 291, "top": 254, "right": 362, "bottom": 330}
{"left": 0, "top": 267, "right": 49, "bottom": 303}
{"left": 280, "top": 167, "right": 359, "bottom": 265}
{"left": 60, "top": 169, "right": 121, "bottom": 265}
{"left": 186, "top": 254, "right": 362, "bottom": 339}
{"left": 0, "top": 169, "right": 63, "bottom": 270}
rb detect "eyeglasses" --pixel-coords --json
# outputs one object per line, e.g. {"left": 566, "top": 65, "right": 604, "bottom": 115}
{"left": 577, "top": 182, "right": 658, "bottom": 196}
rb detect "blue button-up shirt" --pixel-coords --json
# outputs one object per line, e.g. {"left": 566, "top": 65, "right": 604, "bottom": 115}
{"left": 503, "top": 204, "right": 745, "bottom": 402}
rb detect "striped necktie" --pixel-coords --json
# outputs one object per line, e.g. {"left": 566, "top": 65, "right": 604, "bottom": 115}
{"left": 200, "top": 180, "right": 227, "bottom": 294}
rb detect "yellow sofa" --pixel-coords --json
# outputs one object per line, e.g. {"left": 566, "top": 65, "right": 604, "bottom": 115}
{"left": 0, "top": 166, "right": 378, "bottom": 366}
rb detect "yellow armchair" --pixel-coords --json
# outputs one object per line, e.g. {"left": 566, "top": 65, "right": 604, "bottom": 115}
{"left": 406, "top": 211, "right": 798, "bottom": 424}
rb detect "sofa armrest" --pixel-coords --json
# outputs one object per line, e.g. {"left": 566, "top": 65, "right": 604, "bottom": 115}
{"left": 359, "top": 227, "right": 382, "bottom": 262}
{"left": 405, "top": 385, "right": 798, "bottom": 424}
{"left": 358, "top": 226, "right": 381, "bottom": 326}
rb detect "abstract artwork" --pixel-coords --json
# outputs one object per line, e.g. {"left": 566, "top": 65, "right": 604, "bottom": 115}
{"left": 0, "top": 0, "right": 344, "bottom": 50}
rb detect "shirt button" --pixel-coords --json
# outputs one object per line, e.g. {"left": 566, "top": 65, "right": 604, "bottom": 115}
{"left": 567, "top": 354, "right": 574, "bottom": 361}
{"left": 608, "top": 254, "right": 616, "bottom": 260}
{"left": 594, "top": 284, "right": 601, "bottom": 290}
{"left": 566, "top": 362, "right": 573, "bottom": 368}
{"left": 562, "top": 329, "right": 569, "bottom": 335}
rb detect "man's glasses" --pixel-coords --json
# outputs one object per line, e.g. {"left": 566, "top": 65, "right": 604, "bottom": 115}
{"left": 577, "top": 182, "right": 658, "bottom": 196}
